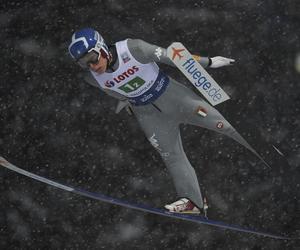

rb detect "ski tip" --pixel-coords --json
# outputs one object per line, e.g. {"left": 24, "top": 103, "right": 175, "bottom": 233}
{"left": 0, "top": 156, "right": 8, "bottom": 166}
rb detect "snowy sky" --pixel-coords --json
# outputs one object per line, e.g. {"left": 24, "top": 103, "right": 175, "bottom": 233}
{"left": 0, "top": 1, "right": 299, "bottom": 249}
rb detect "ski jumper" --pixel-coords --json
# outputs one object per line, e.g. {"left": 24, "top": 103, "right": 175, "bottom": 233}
{"left": 87, "top": 39, "right": 257, "bottom": 209}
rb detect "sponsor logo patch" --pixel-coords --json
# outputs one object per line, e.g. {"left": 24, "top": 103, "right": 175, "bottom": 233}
{"left": 196, "top": 106, "right": 207, "bottom": 117}
{"left": 167, "top": 42, "right": 230, "bottom": 106}
{"left": 155, "top": 47, "right": 162, "bottom": 60}
{"left": 148, "top": 133, "right": 169, "bottom": 157}
{"left": 182, "top": 59, "right": 223, "bottom": 103}
{"left": 113, "top": 66, "right": 139, "bottom": 84}
{"left": 171, "top": 47, "right": 184, "bottom": 60}
{"left": 121, "top": 52, "right": 131, "bottom": 63}
{"left": 149, "top": 133, "right": 160, "bottom": 148}
{"left": 105, "top": 80, "right": 115, "bottom": 88}
{"left": 216, "top": 121, "right": 224, "bottom": 129}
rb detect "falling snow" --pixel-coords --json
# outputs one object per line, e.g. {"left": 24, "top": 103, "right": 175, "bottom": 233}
{"left": 0, "top": 1, "right": 299, "bottom": 249}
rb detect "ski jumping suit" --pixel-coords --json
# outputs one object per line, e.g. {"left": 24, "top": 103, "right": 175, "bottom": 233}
{"left": 86, "top": 39, "right": 259, "bottom": 209}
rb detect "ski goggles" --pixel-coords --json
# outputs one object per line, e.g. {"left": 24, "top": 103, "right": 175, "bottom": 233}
{"left": 77, "top": 49, "right": 106, "bottom": 69}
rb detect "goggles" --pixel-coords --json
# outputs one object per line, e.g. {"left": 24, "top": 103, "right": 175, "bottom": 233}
{"left": 77, "top": 49, "right": 107, "bottom": 69}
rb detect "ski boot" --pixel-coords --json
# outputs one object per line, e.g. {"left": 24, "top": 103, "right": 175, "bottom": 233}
{"left": 164, "top": 198, "right": 201, "bottom": 214}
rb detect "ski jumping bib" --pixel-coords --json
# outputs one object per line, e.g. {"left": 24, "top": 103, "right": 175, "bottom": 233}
{"left": 90, "top": 40, "right": 169, "bottom": 105}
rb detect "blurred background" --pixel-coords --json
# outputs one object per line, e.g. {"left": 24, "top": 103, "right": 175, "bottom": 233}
{"left": 0, "top": 0, "right": 299, "bottom": 249}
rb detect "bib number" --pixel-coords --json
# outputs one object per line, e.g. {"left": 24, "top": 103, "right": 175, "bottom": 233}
{"left": 119, "top": 77, "right": 145, "bottom": 93}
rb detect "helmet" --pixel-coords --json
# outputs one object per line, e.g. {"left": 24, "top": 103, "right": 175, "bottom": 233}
{"left": 68, "top": 28, "right": 111, "bottom": 64}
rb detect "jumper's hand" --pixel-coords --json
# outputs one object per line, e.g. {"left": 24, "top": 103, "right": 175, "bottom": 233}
{"left": 210, "top": 56, "right": 235, "bottom": 68}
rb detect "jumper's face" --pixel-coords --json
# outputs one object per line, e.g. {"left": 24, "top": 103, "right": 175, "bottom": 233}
{"left": 88, "top": 54, "right": 108, "bottom": 74}
{"left": 77, "top": 51, "right": 108, "bottom": 74}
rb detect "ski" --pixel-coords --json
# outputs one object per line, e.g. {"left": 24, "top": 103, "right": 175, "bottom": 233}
{"left": 0, "top": 156, "right": 292, "bottom": 240}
